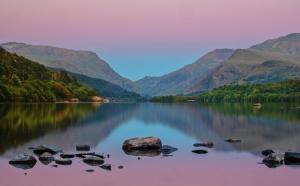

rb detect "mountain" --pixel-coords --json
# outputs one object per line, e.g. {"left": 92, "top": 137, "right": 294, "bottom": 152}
{"left": 188, "top": 33, "right": 300, "bottom": 93}
{"left": 1, "top": 42, "right": 137, "bottom": 92}
{"left": 0, "top": 47, "right": 98, "bottom": 102}
{"left": 135, "top": 49, "right": 235, "bottom": 96}
{"left": 68, "top": 72, "right": 144, "bottom": 100}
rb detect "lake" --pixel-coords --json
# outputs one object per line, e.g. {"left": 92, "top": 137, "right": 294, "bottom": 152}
{"left": 1, "top": 103, "right": 300, "bottom": 186}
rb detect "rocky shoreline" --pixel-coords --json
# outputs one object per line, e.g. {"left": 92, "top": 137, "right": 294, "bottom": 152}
{"left": 8, "top": 136, "right": 300, "bottom": 173}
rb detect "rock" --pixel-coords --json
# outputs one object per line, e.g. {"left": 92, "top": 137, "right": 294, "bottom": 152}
{"left": 118, "top": 165, "right": 124, "bottom": 169}
{"left": 39, "top": 152, "right": 54, "bottom": 165}
{"left": 161, "top": 145, "right": 178, "bottom": 155}
{"left": 9, "top": 154, "right": 37, "bottom": 170}
{"left": 85, "top": 169, "right": 94, "bottom": 173}
{"left": 51, "top": 164, "right": 58, "bottom": 168}
{"left": 192, "top": 149, "right": 208, "bottom": 154}
{"left": 123, "top": 137, "right": 162, "bottom": 151}
{"left": 284, "top": 152, "right": 300, "bottom": 165}
{"left": 262, "top": 152, "right": 284, "bottom": 166}
{"left": 32, "top": 145, "right": 62, "bottom": 155}
{"left": 55, "top": 158, "right": 72, "bottom": 165}
{"left": 138, "top": 157, "right": 141, "bottom": 160}
{"left": 60, "top": 153, "right": 75, "bottom": 159}
{"left": 76, "top": 145, "right": 90, "bottom": 151}
{"left": 75, "top": 152, "right": 105, "bottom": 159}
{"left": 107, "top": 154, "right": 110, "bottom": 158}
{"left": 193, "top": 141, "right": 214, "bottom": 148}
{"left": 83, "top": 156, "right": 104, "bottom": 166}
{"left": 261, "top": 149, "right": 275, "bottom": 156}
{"left": 122, "top": 137, "right": 162, "bottom": 157}
{"left": 225, "top": 139, "right": 242, "bottom": 143}
{"left": 100, "top": 164, "right": 112, "bottom": 171}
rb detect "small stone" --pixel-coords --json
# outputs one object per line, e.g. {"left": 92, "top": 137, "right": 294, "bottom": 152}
{"left": 138, "top": 157, "right": 141, "bottom": 160}
{"left": 9, "top": 154, "right": 37, "bottom": 170}
{"left": 118, "top": 165, "right": 124, "bottom": 169}
{"left": 51, "top": 164, "right": 58, "bottom": 168}
{"left": 85, "top": 169, "right": 94, "bottom": 173}
{"left": 83, "top": 156, "right": 104, "bottom": 166}
{"left": 60, "top": 153, "right": 75, "bottom": 159}
{"left": 107, "top": 154, "right": 110, "bottom": 158}
{"left": 100, "top": 164, "right": 112, "bottom": 171}
{"left": 39, "top": 152, "right": 54, "bottom": 165}
{"left": 193, "top": 141, "right": 214, "bottom": 148}
{"left": 55, "top": 158, "right": 72, "bottom": 165}
{"left": 225, "top": 139, "right": 242, "bottom": 143}
{"left": 161, "top": 145, "right": 178, "bottom": 155}
{"left": 192, "top": 149, "right": 208, "bottom": 154}
{"left": 76, "top": 145, "right": 90, "bottom": 151}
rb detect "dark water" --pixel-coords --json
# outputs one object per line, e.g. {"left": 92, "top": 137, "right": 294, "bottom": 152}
{"left": 1, "top": 103, "right": 300, "bottom": 186}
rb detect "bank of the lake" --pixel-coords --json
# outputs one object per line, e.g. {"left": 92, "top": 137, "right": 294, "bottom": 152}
{"left": 150, "top": 80, "right": 300, "bottom": 103}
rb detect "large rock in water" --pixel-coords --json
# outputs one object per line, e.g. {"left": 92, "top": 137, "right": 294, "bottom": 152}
{"left": 262, "top": 152, "right": 284, "bottom": 168}
{"left": 9, "top": 154, "right": 37, "bottom": 170}
{"left": 32, "top": 145, "right": 62, "bottom": 155}
{"left": 122, "top": 137, "right": 162, "bottom": 157}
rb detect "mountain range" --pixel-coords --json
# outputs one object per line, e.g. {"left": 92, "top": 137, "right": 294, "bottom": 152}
{"left": 2, "top": 33, "right": 300, "bottom": 98}
{"left": 135, "top": 33, "right": 300, "bottom": 96}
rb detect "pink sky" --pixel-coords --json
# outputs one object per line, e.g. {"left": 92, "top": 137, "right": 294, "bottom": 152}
{"left": 1, "top": 0, "right": 300, "bottom": 80}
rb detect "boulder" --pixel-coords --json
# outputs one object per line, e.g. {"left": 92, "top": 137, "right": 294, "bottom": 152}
{"left": 55, "top": 158, "right": 72, "bottom": 165}
{"left": 161, "top": 145, "right": 178, "bottom": 155}
{"left": 100, "top": 164, "right": 112, "bottom": 171}
{"left": 9, "top": 154, "right": 37, "bottom": 170}
{"left": 32, "top": 145, "right": 62, "bottom": 155}
{"left": 39, "top": 152, "right": 54, "bottom": 165}
{"left": 76, "top": 145, "right": 90, "bottom": 151}
{"left": 192, "top": 149, "right": 208, "bottom": 154}
{"left": 284, "top": 152, "right": 300, "bottom": 165}
{"left": 75, "top": 152, "right": 105, "bottom": 159}
{"left": 122, "top": 137, "right": 162, "bottom": 157}
{"left": 261, "top": 149, "right": 275, "bottom": 156}
{"left": 262, "top": 152, "right": 284, "bottom": 166}
{"left": 193, "top": 141, "right": 214, "bottom": 148}
{"left": 83, "top": 156, "right": 104, "bottom": 166}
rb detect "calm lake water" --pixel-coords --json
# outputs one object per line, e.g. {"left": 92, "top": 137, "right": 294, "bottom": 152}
{"left": 1, "top": 103, "right": 300, "bottom": 186}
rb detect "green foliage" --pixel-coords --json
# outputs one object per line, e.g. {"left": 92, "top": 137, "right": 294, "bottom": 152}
{"left": 0, "top": 47, "right": 99, "bottom": 102}
{"left": 197, "top": 80, "right": 300, "bottom": 103}
{"left": 151, "top": 80, "right": 300, "bottom": 103}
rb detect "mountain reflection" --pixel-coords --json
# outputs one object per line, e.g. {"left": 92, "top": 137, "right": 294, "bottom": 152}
{"left": 1, "top": 103, "right": 300, "bottom": 158}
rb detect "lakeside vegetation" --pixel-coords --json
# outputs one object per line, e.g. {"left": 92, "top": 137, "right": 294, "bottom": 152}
{"left": 0, "top": 47, "right": 98, "bottom": 102}
{"left": 150, "top": 80, "right": 300, "bottom": 103}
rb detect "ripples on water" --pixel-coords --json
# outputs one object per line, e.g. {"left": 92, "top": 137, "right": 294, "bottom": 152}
{"left": 0, "top": 103, "right": 300, "bottom": 186}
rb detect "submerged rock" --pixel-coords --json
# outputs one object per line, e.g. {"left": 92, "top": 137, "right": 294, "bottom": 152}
{"left": 192, "top": 149, "right": 208, "bottom": 154}
{"left": 39, "top": 152, "right": 54, "bottom": 165}
{"left": 76, "top": 145, "right": 90, "bottom": 151}
{"left": 161, "top": 145, "right": 178, "bottom": 155}
{"left": 9, "top": 154, "right": 37, "bottom": 170}
{"left": 284, "top": 152, "right": 300, "bottom": 165}
{"left": 83, "top": 156, "right": 104, "bottom": 166}
{"left": 100, "top": 164, "right": 112, "bottom": 171}
{"left": 193, "top": 141, "right": 214, "bottom": 148}
{"left": 262, "top": 152, "right": 284, "bottom": 167}
{"left": 55, "top": 158, "right": 72, "bottom": 165}
{"left": 32, "top": 145, "right": 62, "bottom": 155}
{"left": 261, "top": 149, "right": 275, "bottom": 156}
{"left": 85, "top": 169, "right": 94, "bottom": 173}
{"left": 122, "top": 137, "right": 162, "bottom": 157}
{"left": 225, "top": 139, "right": 242, "bottom": 143}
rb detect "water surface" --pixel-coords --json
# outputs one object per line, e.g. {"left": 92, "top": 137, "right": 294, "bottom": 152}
{"left": 1, "top": 103, "right": 300, "bottom": 186}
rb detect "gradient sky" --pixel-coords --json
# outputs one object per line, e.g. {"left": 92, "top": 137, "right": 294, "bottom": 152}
{"left": 1, "top": 0, "right": 300, "bottom": 80}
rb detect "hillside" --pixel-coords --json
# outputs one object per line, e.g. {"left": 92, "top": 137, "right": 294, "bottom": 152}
{"left": 1, "top": 42, "right": 137, "bottom": 92}
{"left": 135, "top": 49, "right": 235, "bottom": 96}
{"left": 0, "top": 47, "right": 98, "bottom": 102}
{"left": 151, "top": 80, "right": 300, "bottom": 103}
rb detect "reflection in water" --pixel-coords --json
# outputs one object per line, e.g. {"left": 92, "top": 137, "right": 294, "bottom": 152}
{"left": 1, "top": 103, "right": 300, "bottom": 186}
{"left": 1, "top": 103, "right": 300, "bottom": 157}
